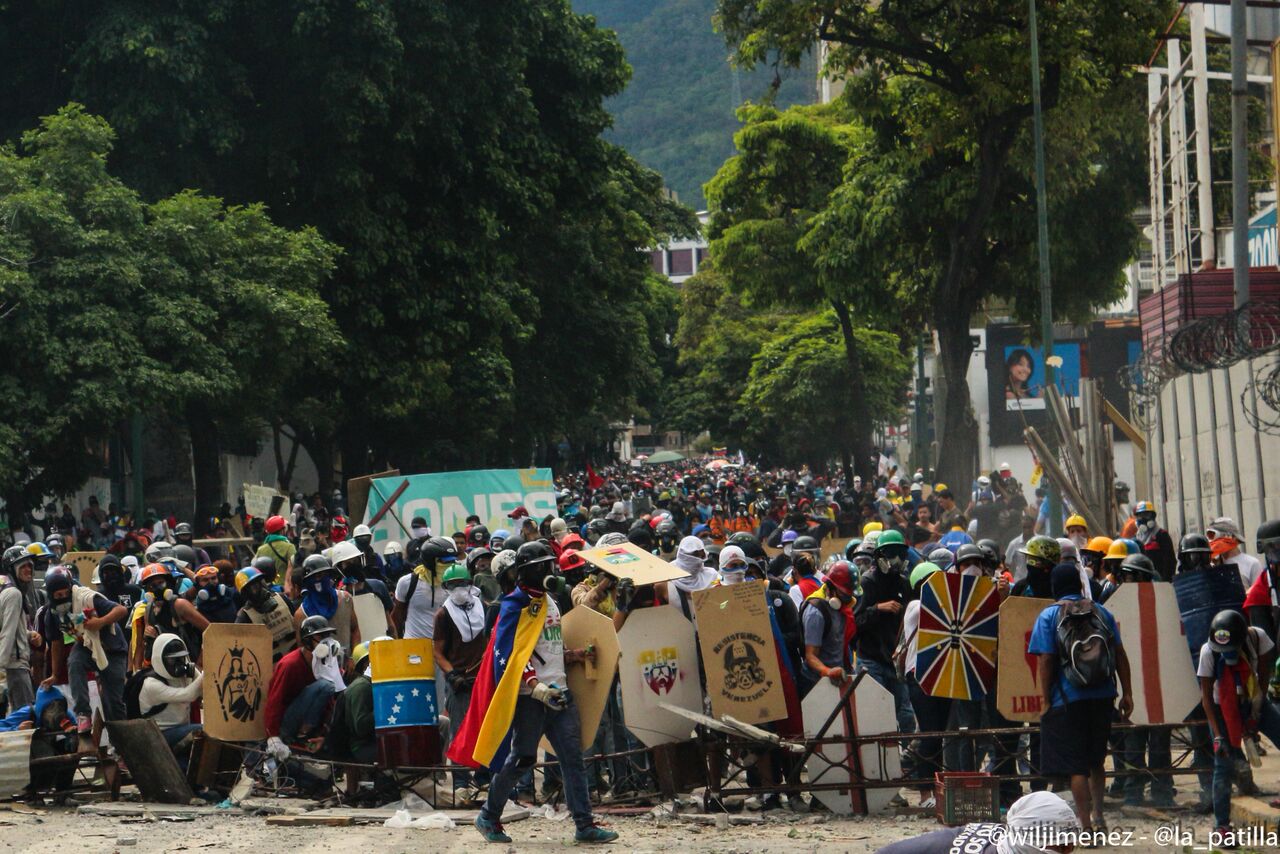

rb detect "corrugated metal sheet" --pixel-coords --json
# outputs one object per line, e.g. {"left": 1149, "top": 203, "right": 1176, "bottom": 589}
{"left": 0, "top": 730, "right": 33, "bottom": 798}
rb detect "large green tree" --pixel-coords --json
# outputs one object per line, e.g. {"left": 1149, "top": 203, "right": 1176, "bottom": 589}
{"left": 716, "top": 0, "right": 1171, "bottom": 488}
{"left": 0, "top": 105, "right": 337, "bottom": 523}
{"left": 0, "top": 1, "right": 694, "bottom": 489}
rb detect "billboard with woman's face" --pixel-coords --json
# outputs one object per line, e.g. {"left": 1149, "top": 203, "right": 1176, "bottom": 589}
{"left": 1001, "top": 343, "right": 1082, "bottom": 410}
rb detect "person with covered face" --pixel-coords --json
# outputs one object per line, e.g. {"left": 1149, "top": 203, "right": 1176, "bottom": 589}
{"left": 0, "top": 546, "right": 42, "bottom": 712}
{"left": 294, "top": 554, "right": 359, "bottom": 655}
{"left": 434, "top": 563, "right": 488, "bottom": 800}
{"left": 134, "top": 633, "right": 204, "bottom": 763}
{"left": 1130, "top": 500, "right": 1175, "bottom": 581}
{"left": 799, "top": 560, "right": 857, "bottom": 698}
{"left": 853, "top": 529, "right": 915, "bottom": 734}
{"left": 235, "top": 567, "right": 300, "bottom": 663}
{"left": 42, "top": 567, "right": 130, "bottom": 731}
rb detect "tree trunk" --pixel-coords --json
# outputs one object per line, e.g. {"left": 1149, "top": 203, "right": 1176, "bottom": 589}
{"left": 932, "top": 304, "right": 978, "bottom": 492}
{"left": 832, "top": 301, "right": 875, "bottom": 482}
{"left": 295, "top": 425, "right": 335, "bottom": 496}
{"left": 186, "top": 406, "right": 224, "bottom": 533}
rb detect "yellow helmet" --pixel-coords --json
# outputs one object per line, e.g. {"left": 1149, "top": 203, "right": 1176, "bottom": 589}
{"left": 351, "top": 642, "right": 370, "bottom": 671}
{"left": 1105, "top": 540, "right": 1129, "bottom": 561}
{"left": 862, "top": 521, "right": 884, "bottom": 536}
{"left": 1065, "top": 515, "right": 1088, "bottom": 532}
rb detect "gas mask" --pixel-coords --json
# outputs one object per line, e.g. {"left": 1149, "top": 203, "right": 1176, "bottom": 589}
{"left": 247, "top": 583, "right": 274, "bottom": 609}
{"left": 876, "top": 553, "right": 904, "bottom": 574}
{"left": 163, "top": 647, "right": 194, "bottom": 679}
{"left": 1135, "top": 515, "right": 1156, "bottom": 542}
{"left": 312, "top": 638, "right": 341, "bottom": 662}
{"left": 782, "top": 544, "right": 793, "bottom": 557}
{"left": 53, "top": 600, "right": 73, "bottom": 616}
{"left": 196, "top": 583, "right": 229, "bottom": 602}
{"left": 145, "top": 585, "right": 174, "bottom": 604}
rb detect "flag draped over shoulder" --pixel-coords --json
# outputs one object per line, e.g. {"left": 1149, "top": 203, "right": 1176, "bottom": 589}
{"left": 447, "top": 587, "right": 545, "bottom": 770}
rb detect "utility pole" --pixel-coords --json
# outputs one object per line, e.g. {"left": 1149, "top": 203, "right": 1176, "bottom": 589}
{"left": 1029, "top": 0, "right": 1061, "bottom": 535}
{"left": 1231, "top": 0, "right": 1250, "bottom": 308}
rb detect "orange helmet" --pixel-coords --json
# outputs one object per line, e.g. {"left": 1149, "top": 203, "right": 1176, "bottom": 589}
{"left": 1085, "top": 536, "right": 1113, "bottom": 555}
{"left": 1104, "top": 540, "right": 1129, "bottom": 561}
{"left": 139, "top": 562, "right": 170, "bottom": 583}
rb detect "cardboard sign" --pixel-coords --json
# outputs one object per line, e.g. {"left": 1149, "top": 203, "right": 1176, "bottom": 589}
{"left": 549, "top": 606, "right": 620, "bottom": 750}
{"left": 617, "top": 606, "right": 700, "bottom": 747}
{"left": 578, "top": 541, "right": 689, "bottom": 587}
{"left": 995, "top": 597, "right": 1053, "bottom": 722}
{"left": 202, "top": 623, "right": 273, "bottom": 741}
{"left": 916, "top": 573, "right": 1000, "bottom": 700}
{"left": 242, "top": 484, "right": 286, "bottom": 520}
{"left": 353, "top": 591, "right": 390, "bottom": 641}
{"left": 1107, "top": 583, "right": 1201, "bottom": 725}
{"left": 801, "top": 676, "right": 901, "bottom": 815}
{"left": 64, "top": 551, "right": 106, "bottom": 582}
{"left": 692, "top": 581, "right": 787, "bottom": 724}
{"left": 347, "top": 468, "right": 400, "bottom": 527}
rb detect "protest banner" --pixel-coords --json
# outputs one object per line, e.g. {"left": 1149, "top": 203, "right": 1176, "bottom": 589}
{"left": 916, "top": 572, "right": 1000, "bottom": 700}
{"left": 693, "top": 581, "right": 787, "bottom": 724}
{"left": 995, "top": 597, "right": 1053, "bottom": 722}
{"left": 801, "top": 676, "right": 901, "bottom": 815}
{"left": 1107, "top": 584, "right": 1201, "bottom": 725}
{"left": 577, "top": 541, "right": 689, "bottom": 587}
{"left": 617, "top": 606, "right": 700, "bottom": 747}
{"left": 202, "top": 623, "right": 273, "bottom": 741}
{"left": 65, "top": 551, "right": 106, "bottom": 582}
{"left": 242, "top": 484, "right": 285, "bottom": 520}
{"left": 362, "top": 469, "right": 556, "bottom": 548}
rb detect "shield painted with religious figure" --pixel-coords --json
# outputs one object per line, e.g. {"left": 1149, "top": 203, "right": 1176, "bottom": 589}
{"left": 915, "top": 572, "right": 999, "bottom": 700}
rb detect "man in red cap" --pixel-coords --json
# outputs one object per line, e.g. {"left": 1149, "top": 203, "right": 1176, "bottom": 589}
{"left": 256, "top": 515, "right": 297, "bottom": 587}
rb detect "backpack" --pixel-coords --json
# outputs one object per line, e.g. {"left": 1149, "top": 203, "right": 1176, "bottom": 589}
{"left": 1054, "top": 599, "right": 1115, "bottom": 690}
{"left": 124, "top": 668, "right": 166, "bottom": 719}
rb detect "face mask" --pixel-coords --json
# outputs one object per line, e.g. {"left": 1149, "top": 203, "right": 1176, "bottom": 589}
{"left": 54, "top": 601, "right": 72, "bottom": 615}
{"left": 146, "top": 587, "right": 173, "bottom": 603}
{"left": 1069, "top": 533, "right": 1087, "bottom": 549}
{"left": 411, "top": 525, "right": 429, "bottom": 539}
{"left": 721, "top": 569, "right": 746, "bottom": 585}
{"left": 448, "top": 587, "right": 473, "bottom": 606}
{"left": 960, "top": 562, "right": 984, "bottom": 577}
{"left": 783, "top": 544, "right": 793, "bottom": 557}
{"left": 313, "top": 638, "right": 339, "bottom": 662}
{"left": 876, "top": 556, "right": 901, "bottom": 574}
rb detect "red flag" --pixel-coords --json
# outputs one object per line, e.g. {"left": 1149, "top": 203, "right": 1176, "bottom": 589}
{"left": 586, "top": 463, "right": 604, "bottom": 491}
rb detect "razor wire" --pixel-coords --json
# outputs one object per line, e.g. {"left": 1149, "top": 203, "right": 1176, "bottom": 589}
{"left": 1242, "top": 355, "right": 1280, "bottom": 435}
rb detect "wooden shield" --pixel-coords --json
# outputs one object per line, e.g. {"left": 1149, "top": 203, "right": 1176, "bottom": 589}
{"left": 916, "top": 573, "right": 1000, "bottom": 700}
{"left": 692, "top": 581, "right": 787, "bottom": 724}
{"left": 577, "top": 542, "right": 689, "bottom": 587}
{"left": 801, "top": 676, "right": 902, "bottom": 815}
{"left": 202, "top": 623, "right": 273, "bottom": 741}
{"left": 557, "top": 606, "right": 620, "bottom": 749}
{"left": 617, "top": 606, "right": 700, "bottom": 747}
{"left": 353, "top": 591, "right": 389, "bottom": 641}
{"left": 65, "top": 551, "right": 106, "bottom": 582}
{"left": 1106, "top": 583, "right": 1201, "bottom": 725}
{"left": 995, "top": 597, "right": 1053, "bottom": 722}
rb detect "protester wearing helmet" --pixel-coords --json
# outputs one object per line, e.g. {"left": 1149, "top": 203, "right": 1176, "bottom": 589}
{"left": 460, "top": 540, "right": 617, "bottom": 845}
{"left": 1131, "top": 500, "right": 1175, "bottom": 581}
{"left": 186, "top": 564, "right": 237, "bottom": 627}
{"left": 173, "top": 522, "right": 212, "bottom": 569}
{"left": 135, "top": 633, "right": 203, "bottom": 761}
{"left": 337, "top": 639, "right": 379, "bottom": 766}
{"left": 0, "top": 545, "right": 40, "bottom": 712}
{"left": 350, "top": 524, "right": 385, "bottom": 579}
{"left": 393, "top": 536, "right": 457, "bottom": 640}
{"left": 434, "top": 564, "right": 488, "bottom": 800}
{"left": 853, "top": 529, "right": 915, "bottom": 733}
{"left": 379, "top": 540, "right": 406, "bottom": 585}
{"left": 43, "top": 566, "right": 130, "bottom": 732}
{"left": 294, "top": 551, "right": 359, "bottom": 654}
{"left": 45, "top": 533, "right": 67, "bottom": 562}
{"left": 264, "top": 616, "right": 346, "bottom": 764}
{"left": 659, "top": 536, "right": 719, "bottom": 630}
{"left": 897, "top": 560, "right": 945, "bottom": 806}
{"left": 234, "top": 567, "right": 299, "bottom": 662}
{"left": 1206, "top": 517, "right": 1263, "bottom": 591}
{"left": 799, "top": 559, "right": 856, "bottom": 696}
{"left": 1064, "top": 514, "right": 1089, "bottom": 551}
{"left": 1177, "top": 534, "right": 1212, "bottom": 575}
{"left": 654, "top": 520, "right": 679, "bottom": 559}
{"left": 332, "top": 540, "right": 395, "bottom": 639}
{"left": 132, "top": 562, "right": 209, "bottom": 674}
{"left": 255, "top": 515, "right": 297, "bottom": 586}
{"left": 1011, "top": 535, "right": 1060, "bottom": 600}
{"left": 787, "top": 540, "right": 825, "bottom": 610}
{"left": 465, "top": 547, "right": 501, "bottom": 605}
{"left": 1243, "top": 519, "right": 1280, "bottom": 640}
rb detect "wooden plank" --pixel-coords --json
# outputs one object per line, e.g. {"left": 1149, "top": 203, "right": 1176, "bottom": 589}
{"left": 266, "top": 815, "right": 353, "bottom": 827}
{"left": 1103, "top": 397, "right": 1147, "bottom": 452}
{"left": 104, "top": 720, "right": 194, "bottom": 805}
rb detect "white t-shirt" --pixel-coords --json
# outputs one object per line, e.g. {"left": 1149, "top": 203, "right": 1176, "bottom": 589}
{"left": 529, "top": 596, "right": 566, "bottom": 689}
{"left": 901, "top": 600, "right": 922, "bottom": 676}
{"left": 394, "top": 573, "right": 447, "bottom": 639}
{"left": 1225, "top": 553, "right": 1264, "bottom": 591}
{"left": 1196, "top": 626, "right": 1274, "bottom": 704}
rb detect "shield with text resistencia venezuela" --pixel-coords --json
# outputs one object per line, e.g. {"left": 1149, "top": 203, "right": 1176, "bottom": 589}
{"left": 915, "top": 572, "right": 1000, "bottom": 700}
{"left": 693, "top": 581, "right": 787, "bottom": 723}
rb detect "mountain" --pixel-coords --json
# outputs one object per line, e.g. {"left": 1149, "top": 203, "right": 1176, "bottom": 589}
{"left": 574, "top": 0, "right": 817, "bottom": 209}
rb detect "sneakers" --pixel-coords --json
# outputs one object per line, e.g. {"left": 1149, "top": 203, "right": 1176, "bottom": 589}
{"left": 575, "top": 824, "right": 619, "bottom": 844}
{"left": 76, "top": 714, "right": 91, "bottom": 734}
{"left": 474, "top": 814, "right": 511, "bottom": 844}
{"left": 1213, "top": 826, "right": 1238, "bottom": 850}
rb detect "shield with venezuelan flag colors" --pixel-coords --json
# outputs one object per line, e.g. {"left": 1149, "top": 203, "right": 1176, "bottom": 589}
{"left": 915, "top": 572, "right": 999, "bottom": 700}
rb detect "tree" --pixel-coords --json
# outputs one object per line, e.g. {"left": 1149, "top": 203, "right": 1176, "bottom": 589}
{"left": 716, "top": 0, "right": 1173, "bottom": 488}
{"left": 705, "top": 100, "right": 908, "bottom": 480}
{"left": 0, "top": 104, "right": 338, "bottom": 527}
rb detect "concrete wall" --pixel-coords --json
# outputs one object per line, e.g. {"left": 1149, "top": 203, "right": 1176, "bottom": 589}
{"left": 1150, "top": 355, "right": 1280, "bottom": 541}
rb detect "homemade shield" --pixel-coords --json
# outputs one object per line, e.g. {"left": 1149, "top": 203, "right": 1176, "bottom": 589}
{"left": 995, "top": 597, "right": 1053, "bottom": 722}
{"left": 370, "top": 637, "right": 439, "bottom": 764}
{"left": 63, "top": 551, "right": 106, "bottom": 582}
{"left": 554, "top": 606, "right": 620, "bottom": 749}
{"left": 915, "top": 573, "right": 1000, "bottom": 700}
{"left": 577, "top": 541, "right": 689, "bottom": 587}
{"left": 693, "top": 581, "right": 787, "bottom": 724}
{"left": 617, "top": 606, "right": 700, "bottom": 747}
{"left": 202, "top": 623, "right": 273, "bottom": 741}
{"left": 801, "top": 676, "right": 901, "bottom": 815}
{"left": 1106, "top": 583, "right": 1201, "bottom": 725}
{"left": 353, "top": 591, "right": 389, "bottom": 641}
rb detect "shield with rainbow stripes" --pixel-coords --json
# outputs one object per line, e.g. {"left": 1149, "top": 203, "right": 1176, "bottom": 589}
{"left": 915, "top": 572, "right": 1000, "bottom": 700}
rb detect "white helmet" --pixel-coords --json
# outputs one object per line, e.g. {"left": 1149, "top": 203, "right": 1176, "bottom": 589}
{"left": 330, "top": 540, "right": 362, "bottom": 566}
{"left": 145, "top": 541, "right": 174, "bottom": 562}
{"left": 976, "top": 475, "right": 991, "bottom": 488}
{"left": 382, "top": 540, "right": 403, "bottom": 557}
{"left": 353, "top": 523, "right": 372, "bottom": 539}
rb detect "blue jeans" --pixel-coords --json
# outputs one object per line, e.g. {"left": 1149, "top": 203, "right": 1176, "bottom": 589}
{"left": 162, "top": 723, "right": 202, "bottom": 770}
{"left": 68, "top": 647, "right": 127, "bottom": 721}
{"left": 858, "top": 658, "right": 916, "bottom": 733}
{"left": 279, "top": 680, "right": 336, "bottom": 743}
{"left": 481, "top": 694, "right": 593, "bottom": 832}
{"left": 1213, "top": 700, "right": 1280, "bottom": 827}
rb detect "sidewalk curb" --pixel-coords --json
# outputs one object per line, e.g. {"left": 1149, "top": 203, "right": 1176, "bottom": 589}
{"left": 1230, "top": 796, "right": 1280, "bottom": 831}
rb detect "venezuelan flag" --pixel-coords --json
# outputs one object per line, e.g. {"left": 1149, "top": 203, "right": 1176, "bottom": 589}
{"left": 446, "top": 587, "right": 545, "bottom": 770}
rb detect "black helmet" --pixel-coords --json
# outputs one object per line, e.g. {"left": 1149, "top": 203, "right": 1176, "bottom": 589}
{"left": 502, "top": 534, "right": 525, "bottom": 553}
{"left": 656, "top": 520, "right": 678, "bottom": 537}
{"left": 252, "top": 555, "right": 277, "bottom": 574}
{"left": 174, "top": 522, "right": 194, "bottom": 539}
{"left": 299, "top": 615, "right": 336, "bottom": 645}
{"left": 955, "top": 543, "right": 986, "bottom": 566}
{"left": 419, "top": 536, "right": 458, "bottom": 572}
{"left": 977, "top": 539, "right": 1001, "bottom": 567}
{"left": 467, "top": 525, "right": 490, "bottom": 548}
{"left": 302, "top": 554, "right": 334, "bottom": 581}
{"left": 792, "top": 535, "right": 820, "bottom": 554}
{"left": 627, "top": 522, "right": 653, "bottom": 550}
{"left": 585, "top": 518, "right": 609, "bottom": 545}
{"left": 1119, "top": 553, "right": 1157, "bottom": 579}
{"left": 1208, "top": 609, "right": 1247, "bottom": 653}
{"left": 1178, "top": 534, "right": 1210, "bottom": 556}
{"left": 1, "top": 545, "right": 31, "bottom": 578}
{"left": 1257, "top": 518, "right": 1280, "bottom": 556}
{"left": 514, "top": 541, "right": 558, "bottom": 590}
{"left": 704, "top": 544, "right": 723, "bottom": 568}
{"left": 173, "top": 544, "right": 196, "bottom": 568}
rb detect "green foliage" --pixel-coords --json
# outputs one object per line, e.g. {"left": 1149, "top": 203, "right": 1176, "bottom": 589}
{"left": 0, "top": 104, "right": 337, "bottom": 510}
{"left": 574, "top": 0, "right": 816, "bottom": 207}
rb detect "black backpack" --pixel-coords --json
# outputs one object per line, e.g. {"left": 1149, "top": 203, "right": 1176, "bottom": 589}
{"left": 124, "top": 668, "right": 166, "bottom": 719}
{"left": 1054, "top": 599, "right": 1116, "bottom": 690}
